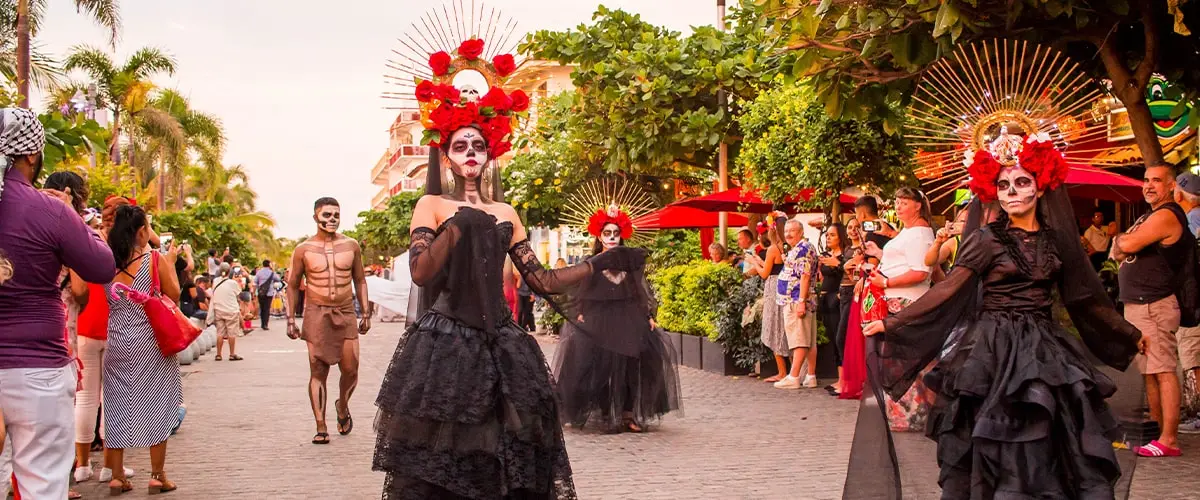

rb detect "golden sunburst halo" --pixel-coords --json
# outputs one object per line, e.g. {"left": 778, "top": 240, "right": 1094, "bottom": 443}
{"left": 563, "top": 178, "right": 660, "bottom": 244}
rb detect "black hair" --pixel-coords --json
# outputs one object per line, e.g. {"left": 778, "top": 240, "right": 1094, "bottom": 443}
{"left": 590, "top": 235, "right": 624, "bottom": 256}
{"left": 195, "top": 275, "right": 210, "bottom": 285}
{"left": 208, "top": 249, "right": 216, "bottom": 256}
{"left": 262, "top": 259, "right": 271, "bottom": 267}
{"left": 107, "top": 205, "right": 148, "bottom": 270}
{"left": 223, "top": 254, "right": 234, "bottom": 264}
{"left": 854, "top": 195, "right": 879, "bottom": 215}
{"left": 43, "top": 171, "right": 89, "bottom": 214}
{"left": 314, "top": 197, "right": 340, "bottom": 211}
{"left": 826, "top": 222, "right": 850, "bottom": 253}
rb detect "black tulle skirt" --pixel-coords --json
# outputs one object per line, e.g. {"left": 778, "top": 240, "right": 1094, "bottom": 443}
{"left": 552, "top": 322, "right": 681, "bottom": 430}
{"left": 373, "top": 311, "right": 577, "bottom": 500}
{"left": 926, "top": 309, "right": 1125, "bottom": 499}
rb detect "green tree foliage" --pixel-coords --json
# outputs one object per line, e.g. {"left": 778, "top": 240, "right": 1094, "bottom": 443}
{"left": 350, "top": 190, "right": 422, "bottom": 263}
{"left": 752, "top": 0, "right": 1200, "bottom": 164}
{"left": 737, "top": 82, "right": 912, "bottom": 209}
{"left": 502, "top": 93, "right": 593, "bottom": 226}
{"left": 37, "top": 111, "right": 108, "bottom": 173}
{"left": 522, "top": 6, "right": 786, "bottom": 174}
{"left": 635, "top": 229, "right": 702, "bottom": 274}
{"left": 153, "top": 202, "right": 254, "bottom": 263}
{"left": 650, "top": 260, "right": 742, "bottom": 339}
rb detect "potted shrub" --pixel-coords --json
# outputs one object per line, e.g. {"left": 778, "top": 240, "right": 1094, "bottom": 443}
{"left": 651, "top": 260, "right": 742, "bottom": 370}
{"left": 711, "top": 276, "right": 771, "bottom": 376}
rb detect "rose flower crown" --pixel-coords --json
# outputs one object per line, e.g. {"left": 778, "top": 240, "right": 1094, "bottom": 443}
{"left": 414, "top": 38, "right": 529, "bottom": 158}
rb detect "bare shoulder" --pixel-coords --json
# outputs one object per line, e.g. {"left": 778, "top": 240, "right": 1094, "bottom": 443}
{"left": 338, "top": 233, "right": 363, "bottom": 251}
{"left": 492, "top": 202, "right": 521, "bottom": 225}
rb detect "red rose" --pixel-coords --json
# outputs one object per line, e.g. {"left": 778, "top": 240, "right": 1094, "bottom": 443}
{"left": 492, "top": 54, "right": 516, "bottom": 77}
{"left": 434, "top": 84, "right": 461, "bottom": 104}
{"left": 965, "top": 150, "right": 1003, "bottom": 203}
{"left": 415, "top": 80, "right": 436, "bottom": 102}
{"left": 479, "top": 87, "right": 513, "bottom": 113}
{"left": 509, "top": 89, "right": 530, "bottom": 112}
{"left": 458, "top": 39, "right": 485, "bottom": 60}
{"left": 429, "top": 51, "right": 452, "bottom": 76}
{"left": 481, "top": 116, "right": 512, "bottom": 145}
{"left": 491, "top": 141, "right": 511, "bottom": 158}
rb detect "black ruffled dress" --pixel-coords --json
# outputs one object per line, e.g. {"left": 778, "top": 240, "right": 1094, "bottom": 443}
{"left": 552, "top": 253, "right": 681, "bottom": 430}
{"left": 843, "top": 190, "right": 1143, "bottom": 500}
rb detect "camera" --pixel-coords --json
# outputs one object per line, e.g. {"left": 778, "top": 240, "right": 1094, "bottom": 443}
{"left": 862, "top": 220, "right": 880, "bottom": 233}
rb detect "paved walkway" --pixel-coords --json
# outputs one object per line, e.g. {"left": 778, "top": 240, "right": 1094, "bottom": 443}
{"left": 74, "top": 322, "right": 1199, "bottom": 499}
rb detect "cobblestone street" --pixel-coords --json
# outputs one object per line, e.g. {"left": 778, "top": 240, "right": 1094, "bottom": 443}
{"left": 74, "top": 321, "right": 1199, "bottom": 499}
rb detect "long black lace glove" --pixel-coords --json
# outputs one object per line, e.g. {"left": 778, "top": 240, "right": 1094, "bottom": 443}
{"left": 408, "top": 224, "right": 463, "bottom": 287}
{"left": 508, "top": 241, "right": 647, "bottom": 295}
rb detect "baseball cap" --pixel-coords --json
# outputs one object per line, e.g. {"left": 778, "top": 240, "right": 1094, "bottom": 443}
{"left": 1177, "top": 172, "right": 1200, "bottom": 196}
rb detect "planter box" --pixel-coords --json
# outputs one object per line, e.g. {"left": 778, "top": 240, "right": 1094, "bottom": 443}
{"left": 816, "top": 342, "right": 839, "bottom": 379}
{"left": 663, "top": 331, "right": 683, "bottom": 362}
{"left": 757, "top": 356, "right": 783, "bottom": 378}
{"left": 701, "top": 337, "right": 752, "bottom": 376}
{"left": 678, "top": 333, "right": 703, "bottom": 370}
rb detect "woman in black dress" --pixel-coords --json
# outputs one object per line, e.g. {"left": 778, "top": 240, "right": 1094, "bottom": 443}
{"left": 372, "top": 41, "right": 645, "bottom": 499}
{"left": 552, "top": 205, "right": 681, "bottom": 433}
{"left": 852, "top": 138, "right": 1145, "bottom": 499}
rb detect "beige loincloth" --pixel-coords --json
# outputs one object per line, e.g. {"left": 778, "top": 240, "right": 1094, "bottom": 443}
{"left": 301, "top": 303, "right": 359, "bottom": 365}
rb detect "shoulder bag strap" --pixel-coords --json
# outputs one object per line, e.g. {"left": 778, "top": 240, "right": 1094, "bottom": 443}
{"left": 150, "top": 251, "right": 161, "bottom": 295}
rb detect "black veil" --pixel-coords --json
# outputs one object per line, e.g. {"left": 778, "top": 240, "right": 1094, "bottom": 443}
{"left": 842, "top": 186, "right": 1143, "bottom": 499}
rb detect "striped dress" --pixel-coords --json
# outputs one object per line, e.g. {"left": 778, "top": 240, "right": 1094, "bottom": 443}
{"left": 103, "top": 253, "right": 183, "bottom": 449}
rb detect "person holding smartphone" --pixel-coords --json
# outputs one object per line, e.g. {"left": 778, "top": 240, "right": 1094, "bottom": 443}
{"left": 925, "top": 209, "right": 969, "bottom": 284}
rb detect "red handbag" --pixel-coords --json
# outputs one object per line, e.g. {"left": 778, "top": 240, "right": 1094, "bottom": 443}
{"left": 113, "top": 252, "right": 202, "bottom": 358}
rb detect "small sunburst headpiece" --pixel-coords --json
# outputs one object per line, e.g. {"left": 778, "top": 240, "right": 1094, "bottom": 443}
{"left": 564, "top": 178, "right": 659, "bottom": 243}
{"left": 383, "top": 1, "right": 529, "bottom": 157}
{"left": 587, "top": 203, "right": 634, "bottom": 239}
{"left": 905, "top": 39, "right": 1114, "bottom": 205}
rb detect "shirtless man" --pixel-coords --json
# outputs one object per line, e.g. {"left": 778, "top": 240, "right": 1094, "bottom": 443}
{"left": 285, "top": 197, "right": 370, "bottom": 445}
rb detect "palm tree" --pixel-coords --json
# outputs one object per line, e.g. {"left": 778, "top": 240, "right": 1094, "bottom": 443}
{"left": 63, "top": 45, "right": 176, "bottom": 164}
{"left": 145, "top": 89, "right": 224, "bottom": 210}
{"left": 11, "top": 0, "right": 120, "bottom": 107}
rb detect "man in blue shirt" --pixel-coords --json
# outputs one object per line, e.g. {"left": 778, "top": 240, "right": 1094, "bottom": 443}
{"left": 1175, "top": 172, "right": 1200, "bottom": 237}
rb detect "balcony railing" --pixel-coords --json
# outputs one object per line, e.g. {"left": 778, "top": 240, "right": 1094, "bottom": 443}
{"left": 371, "top": 144, "right": 430, "bottom": 183}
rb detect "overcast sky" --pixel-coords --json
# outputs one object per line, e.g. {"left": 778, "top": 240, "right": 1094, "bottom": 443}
{"left": 33, "top": 0, "right": 717, "bottom": 237}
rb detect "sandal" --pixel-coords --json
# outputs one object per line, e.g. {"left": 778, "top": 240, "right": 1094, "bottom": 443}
{"left": 147, "top": 471, "right": 177, "bottom": 495}
{"left": 69, "top": 489, "right": 82, "bottom": 499}
{"left": 229, "top": 354, "right": 244, "bottom": 361}
{"left": 622, "top": 416, "right": 644, "bottom": 433}
{"left": 214, "top": 355, "right": 222, "bottom": 361}
{"left": 1135, "top": 440, "right": 1182, "bottom": 457}
{"left": 109, "top": 478, "right": 133, "bottom": 496}
{"left": 336, "top": 399, "right": 353, "bottom": 436}
{"left": 312, "top": 432, "right": 330, "bottom": 444}
{"left": 763, "top": 375, "right": 784, "bottom": 383}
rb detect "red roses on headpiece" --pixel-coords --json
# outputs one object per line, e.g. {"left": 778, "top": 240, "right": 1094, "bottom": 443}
{"left": 413, "top": 39, "right": 527, "bottom": 153}
{"left": 965, "top": 135, "right": 1069, "bottom": 203}
{"left": 587, "top": 205, "right": 634, "bottom": 239}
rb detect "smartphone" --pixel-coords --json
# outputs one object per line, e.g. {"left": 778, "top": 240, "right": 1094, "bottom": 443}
{"left": 946, "top": 222, "right": 963, "bottom": 236}
{"left": 862, "top": 220, "right": 879, "bottom": 233}
{"left": 159, "top": 233, "right": 173, "bottom": 246}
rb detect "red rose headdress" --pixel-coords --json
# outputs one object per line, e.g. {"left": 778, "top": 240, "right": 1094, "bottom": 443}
{"left": 964, "top": 133, "right": 1068, "bottom": 203}
{"left": 587, "top": 203, "right": 634, "bottom": 239}
{"left": 414, "top": 39, "right": 528, "bottom": 158}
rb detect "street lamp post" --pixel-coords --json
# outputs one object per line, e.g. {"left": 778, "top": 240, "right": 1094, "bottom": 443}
{"left": 716, "top": 0, "right": 729, "bottom": 247}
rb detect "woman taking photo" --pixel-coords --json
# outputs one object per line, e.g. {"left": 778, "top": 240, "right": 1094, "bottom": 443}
{"left": 817, "top": 222, "right": 848, "bottom": 395}
{"left": 862, "top": 186, "right": 936, "bottom": 432}
{"left": 101, "top": 205, "right": 183, "bottom": 495}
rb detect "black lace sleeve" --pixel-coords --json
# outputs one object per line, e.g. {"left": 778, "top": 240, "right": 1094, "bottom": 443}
{"left": 875, "top": 228, "right": 994, "bottom": 399}
{"left": 408, "top": 225, "right": 462, "bottom": 287}
{"left": 508, "top": 240, "right": 593, "bottom": 295}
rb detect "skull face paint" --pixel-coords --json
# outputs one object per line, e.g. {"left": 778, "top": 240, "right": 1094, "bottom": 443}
{"left": 446, "top": 127, "right": 489, "bottom": 180}
{"left": 315, "top": 204, "right": 341, "bottom": 233}
{"left": 600, "top": 223, "right": 622, "bottom": 250}
{"left": 996, "top": 166, "right": 1039, "bottom": 218}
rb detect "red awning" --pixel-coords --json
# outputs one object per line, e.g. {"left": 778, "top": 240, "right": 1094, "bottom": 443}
{"left": 632, "top": 205, "right": 750, "bottom": 230}
{"left": 673, "top": 187, "right": 858, "bottom": 214}
{"left": 1065, "top": 164, "right": 1142, "bottom": 203}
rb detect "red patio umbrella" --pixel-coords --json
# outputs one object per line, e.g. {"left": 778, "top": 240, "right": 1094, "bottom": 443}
{"left": 632, "top": 205, "right": 750, "bottom": 230}
{"left": 674, "top": 186, "right": 857, "bottom": 214}
{"left": 1064, "top": 164, "right": 1142, "bottom": 203}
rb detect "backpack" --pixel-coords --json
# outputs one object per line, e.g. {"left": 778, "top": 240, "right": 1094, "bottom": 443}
{"left": 1163, "top": 204, "right": 1200, "bottom": 328}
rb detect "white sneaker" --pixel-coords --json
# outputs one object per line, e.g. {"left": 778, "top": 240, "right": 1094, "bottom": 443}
{"left": 98, "top": 467, "right": 135, "bottom": 482}
{"left": 802, "top": 374, "right": 818, "bottom": 388}
{"left": 73, "top": 466, "right": 93, "bottom": 482}
{"left": 773, "top": 375, "right": 801, "bottom": 389}
{"left": 1180, "top": 417, "right": 1200, "bottom": 434}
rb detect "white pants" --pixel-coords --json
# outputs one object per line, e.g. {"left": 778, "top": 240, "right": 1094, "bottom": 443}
{"left": 0, "top": 366, "right": 76, "bottom": 500}
{"left": 75, "top": 336, "right": 105, "bottom": 444}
